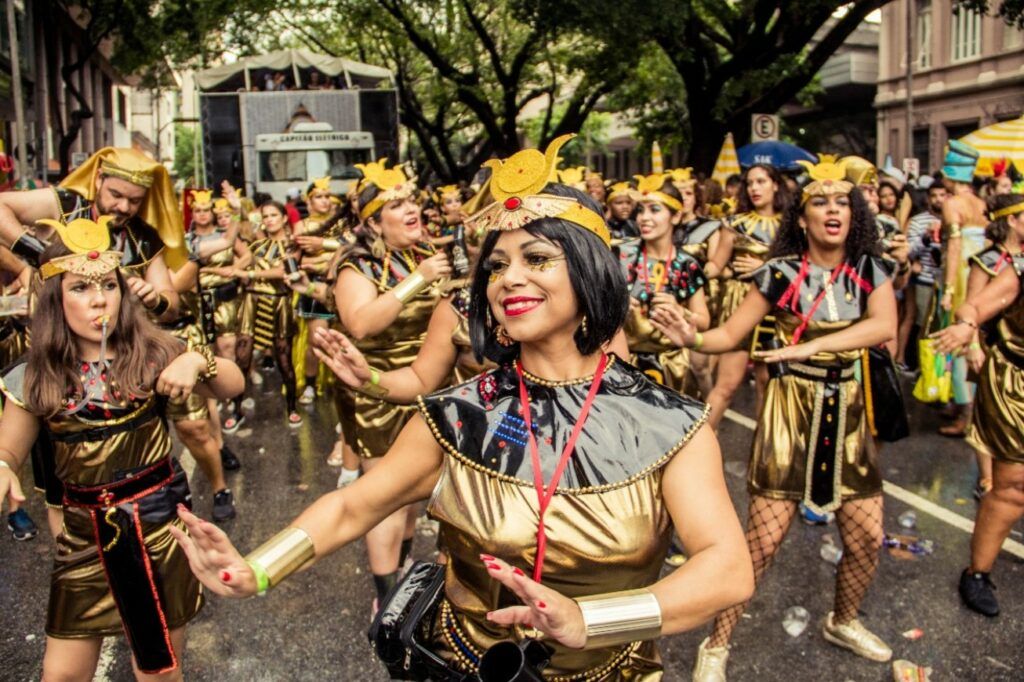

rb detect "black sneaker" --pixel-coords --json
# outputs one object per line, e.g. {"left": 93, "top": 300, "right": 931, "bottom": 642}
{"left": 7, "top": 509, "right": 38, "bottom": 541}
{"left": 212, "top": 489, "right": 236, "bottom": 522}
{"left": 959, "top": 569, "right": 999, "bottom": 617}
{"left": 220, "top": 445, "right": 241, "bottom": 471}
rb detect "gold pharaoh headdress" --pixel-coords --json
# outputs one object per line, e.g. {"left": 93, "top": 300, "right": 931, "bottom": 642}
{"left": 630, "top": 173, "right": 683, "bottom": 212}
{"left": 796, "top": 155, "right": 854, "bottom": 205}
{"left": 59, "top": 147, "right": 187, "bottom": 269}
{"left": 465, "top": 134, "right": 610, "bottom": 247}
{"left": 213, "top": 198, "right": 233, "bottom": 215}
{"left": 433, "top": 184, "right": 461, "bottom": 204}
{"left": 841, "top": 156, "right": 878, "bottom": 188}
{"left": 190, "top": 189, "right": 214, "bottom": 210}
{"left": 37, "top": 216, "right": 122, "bottom": 282}
{"left": 607, "top": 181, "right": 632, "bottom": 202}
{"left": 353, "top": 158, "right": 417, "bottom": 221}
{"left": 558, "top": 166, "right": 587, "bottom": 190}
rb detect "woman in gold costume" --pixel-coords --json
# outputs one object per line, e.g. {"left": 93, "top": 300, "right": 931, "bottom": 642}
{"left": 235, "top": 201, "right": 302, "bottom": 425}
{"left": 616, "top": 173, "right": 710, "bottom": 396}
{"left": 653, "top": 156, "right": 898, "bottom": 679}
{"left": 933, "top": 195, "right": 1024, "bottom": 618}
{"left": 333, "top": 159, "right": 451, "bottom": 604}
{"left": 705, "top": 164, "right": 791, "bottom": 429}
{"left": 0, "top": 217, "right": 242, "bottom": 681}
{"left": 169, "top": 137, "right": 753, "bottom": 681}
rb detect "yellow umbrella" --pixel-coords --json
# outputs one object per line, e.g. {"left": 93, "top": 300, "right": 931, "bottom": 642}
{"left": 712, "top": 133, "right": 740, "bottom": 185}
{"left": 958, "top": 116, "right": 1024, "bottom": 177}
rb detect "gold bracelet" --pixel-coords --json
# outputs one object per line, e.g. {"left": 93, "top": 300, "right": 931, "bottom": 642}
{"left": 193, "top": 345, "right": 218, "bottom": 382}
{"left": 322, "top": 238, "right": 341, "bottom": 251}
{"left": 390, "top": 270, "right": 428, "bottom": 304}
{"left": 948, "top": 222, "right": 962, "bottom": 239}
{"left": 357, "top": 367, "right": 389, "bottom": 399}
{"left": 575, "top": 589, "right": 663, "bottom": 650}
{"left": 244, "top": 527, "right": 315, "bottom": 593}
{"left": 692, "top": 332, "right": 704, "bottom": 350}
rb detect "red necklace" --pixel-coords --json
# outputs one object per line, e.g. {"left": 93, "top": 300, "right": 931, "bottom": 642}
{"left": 515, "top": 354, "right": 608, "bottom": 583}
{"left": 777, "top": 254, "right": 845, "bottom": 345}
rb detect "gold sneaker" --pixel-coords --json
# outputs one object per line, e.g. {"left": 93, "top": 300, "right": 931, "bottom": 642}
{"left": 692, "top": 636, "right": 729, "bottom": 682}
{"left": 822, "top": 611, "right": 892, "bottom": 662}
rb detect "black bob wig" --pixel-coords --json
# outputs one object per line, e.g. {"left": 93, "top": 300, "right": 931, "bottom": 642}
{"left": 468, "top": 183, "right": 629, "bottom": 364}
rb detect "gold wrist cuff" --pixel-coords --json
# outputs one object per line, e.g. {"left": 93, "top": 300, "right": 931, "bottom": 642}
{"left": 193, "top": 345, "right": 218, "bottom": 382}
{"left": 391, "top": 270, "right": 428, "bottom": 304}
{"left": 244, "top": 527, "right": 315, "bottom": 590}
{"left": 322, "top": 238, "right": 341, "bottom": 251}
{"left": 575, "top": 588, "right": 662, "bottom": 650}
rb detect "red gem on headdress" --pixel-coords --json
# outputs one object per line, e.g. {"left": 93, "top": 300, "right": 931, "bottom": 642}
{"left": 394, "top": 184, "right": 403, "bottom": 190}
{"left": 503, "top": 197, "right": 522, "bottom": 211}
{"left": 88, "top": 250, "right": 100, "bottom": 259}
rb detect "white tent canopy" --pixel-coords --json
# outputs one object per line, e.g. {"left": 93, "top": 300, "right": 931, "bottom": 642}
{"left": 195, "top": 49, "right": 393, "bottom": 91}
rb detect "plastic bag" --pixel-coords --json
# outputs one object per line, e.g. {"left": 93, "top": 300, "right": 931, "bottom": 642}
{"left": 912, "top": 338, "right": 953, "bottom": 404}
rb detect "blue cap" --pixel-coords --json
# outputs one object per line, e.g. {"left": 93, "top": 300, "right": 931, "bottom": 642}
{"left": 942, "top": 139, "right": 979, "bottom": 183}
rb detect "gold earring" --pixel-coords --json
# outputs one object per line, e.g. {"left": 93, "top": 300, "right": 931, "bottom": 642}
{"left": 580, "top": 315, "right": 589, "bottom": 337}
{"left": 370, "top": 234, "right": 386, "bottom": 259}
{"left": 494, "top": 324, "right": 515, "bottom": 347}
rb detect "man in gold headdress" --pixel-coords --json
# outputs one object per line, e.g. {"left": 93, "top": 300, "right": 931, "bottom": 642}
{"left": 0, "top": 147, "right": 185, "bottom": 318}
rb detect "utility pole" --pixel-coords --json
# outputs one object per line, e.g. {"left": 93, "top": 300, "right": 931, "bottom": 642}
{"left": 6, "top": 0, "right": 29, "bottom": 188}
{"left": 905, "top": 0, "right": 915, "bottom": 162}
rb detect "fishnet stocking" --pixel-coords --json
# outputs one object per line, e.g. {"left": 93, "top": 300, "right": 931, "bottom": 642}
{"left": 833, "top": 495, "right": 884, "bottom": 623}
{"left": 707, "top": 496, "right": 799, "bottom": 648}
{"left": 232, "top": 335, "right": 254, "bottom": 415}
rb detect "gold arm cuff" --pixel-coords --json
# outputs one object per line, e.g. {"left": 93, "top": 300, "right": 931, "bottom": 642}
{"left": 947, "top": 222, "right": 962, "bottom": 239}
{"left": 192, "top": 344, "right": 218, "bottom": 382}
{"left": 575, "top": 588, "right": 662, "bottom": 650}
{"left": 322, "top": 238, "right": 341, "bottom": 251}
{"left": 390, "top": 270, "right": 428, "bottom": 304}
{"left": 244, "top": 527, "right": 315, "bottom": 589}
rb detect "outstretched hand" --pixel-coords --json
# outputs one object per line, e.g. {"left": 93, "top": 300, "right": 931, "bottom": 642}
{"left": 311, "top": 328, "right": 372, "bottom": 388}
{"left": 649, "top": 303, "right": 696, "bottom": 348}
{"left": 167, "top": 505, "right": 256, "bottom": 598}
{"left": 481, "top": 555, "right": 587, "bottom": 650}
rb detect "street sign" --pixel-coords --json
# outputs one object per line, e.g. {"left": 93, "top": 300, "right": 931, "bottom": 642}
{"left": 751, "top": 114, "right": 779, "bottom": 142}
{"left": 902, "top": 157, "right": 920, "bottom": 178}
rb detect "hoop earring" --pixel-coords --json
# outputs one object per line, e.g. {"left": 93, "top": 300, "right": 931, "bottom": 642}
{"left": 494, "top": 324, "right": 515, "bottom": 347}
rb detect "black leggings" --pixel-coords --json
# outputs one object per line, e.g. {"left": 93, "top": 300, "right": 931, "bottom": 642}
{"left": 234, "top": 334, "right": 297, "bottom": 413}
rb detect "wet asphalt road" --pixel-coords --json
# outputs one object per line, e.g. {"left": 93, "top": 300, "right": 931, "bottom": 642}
{"left": 2, "top": 371, "right": 1022, "bottom": 681}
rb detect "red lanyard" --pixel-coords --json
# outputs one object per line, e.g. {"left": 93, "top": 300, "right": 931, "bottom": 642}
{"left": 515, "top": 354, "right": 608, "bottom": 583}
{"left": 778, "top": 255, "right": 845, "bottom": 345}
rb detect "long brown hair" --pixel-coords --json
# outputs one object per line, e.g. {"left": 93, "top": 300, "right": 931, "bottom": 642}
{"left": 25, "top": 242, "right": 181, "bottom": 418}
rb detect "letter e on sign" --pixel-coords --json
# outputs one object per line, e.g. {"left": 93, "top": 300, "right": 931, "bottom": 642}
{"left": 751, "top": 114, "right": 779, "bottom": 142}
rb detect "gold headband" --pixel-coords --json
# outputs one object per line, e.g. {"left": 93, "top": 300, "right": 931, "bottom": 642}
{"left": 465, "top": 134, "right": 610, "bottom": 247}
{"left": 630, "top": 174, "right": 683, "bottom": 212}
{"left": 306, "top": 176, "right": 332, "bottom": 200}
{"left": 607, "top": 181, "right": 632, "bottom": 201}
{"left": 991, "top": 201, "right": 1024, "bottom": 220}
{"left": 213, "top": 198, "right": 233, "bottom": 215}
{"left": 37, "top": 217, "right": 122, "bottom": 282}
{"left": 99, "top": 160, "right": 154, "bottom": 188}
{"left": 667, "top": 167, "right": 696, "bottom": 190}
{"left": 354, "top": 159, "right": 417, "bottom": 221}
{"left": 190, "top": 189, "right": 214, "bottom": 210}
{"left": 434, "top": 184, "right": 461, "bottom": 204}
{"left": 558, "top": 167, "right": 587, "bottom": 189}
{"left": 796, "top": 155, "right": 854, "bottom": 206}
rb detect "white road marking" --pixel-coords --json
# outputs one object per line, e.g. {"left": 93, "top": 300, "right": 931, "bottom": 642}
{"left": 722, "top": 409, "right": 1024, "bottom": 560}
{"left": 94, "top": 638, "right": 116, "bottom": 681}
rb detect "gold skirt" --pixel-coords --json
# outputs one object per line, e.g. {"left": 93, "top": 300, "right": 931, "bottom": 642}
{"left": 717, "top": 277, "right": 751, "bottom": 325}
{"left": 625, "top": 307, "right": 694, "bottom": 396}
{"left": 748, "top": 373, "right": 881, "bottom": 503}
{"left": 48, "top": 511, "right": 202, "bottom": 638}
{"left": 240, "top": 292, "right": 295, "bottom": 349}
{"left": 967, "top": 345, "right": 1024, "bottom": 465}
{"left": 343, "top": 392, "right": 418, "bottom": 459}
{"left": 210, "top": 296, "right": 241, "bottom": 337}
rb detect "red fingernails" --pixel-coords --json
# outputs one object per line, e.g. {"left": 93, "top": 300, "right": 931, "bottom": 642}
{"left": 480, "top": 554, "right": 495, "bottom": 561}
{"left": 486, "top": 562, "right": 501, "bottom": 571}
{"left": 536, "top": 601, "right": 546, "bottom": 609}
{"left": 220, "top": 570, "right": 231, "bottom": 582}
{"left": 512, "top": 567, "right": 524, "bottom": 577}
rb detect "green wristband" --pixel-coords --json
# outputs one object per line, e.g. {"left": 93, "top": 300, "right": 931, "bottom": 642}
{"left": 247, "top": 559, "right": 270, "bottom": 596}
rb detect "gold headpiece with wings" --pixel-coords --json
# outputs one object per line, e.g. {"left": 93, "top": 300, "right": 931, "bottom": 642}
{"left": 306, "top": 176, "right": 332, "bottom": 198}
{"left": 667, "top": 167, "right": 697, "bottom": 189}
{"left": 558, "top": 166, "right": 587, "bottom": 189}
{"left": 190, "top": 189, "right": 214, "bottom": 209}
{"left": 38, "top": 216, "right": 122, "bottom": 282}
{"left": 606, "top": 181, "right": 633, "bottom": 201}
{"left": 630, "top": 173, "right": 683, "bottom": 212}
{"left": 213, "top": 198, "right": 233, "bottom": 215}
{"left": 465, "top": 134, "right": 610, "bottom": 247}
{"left": 796, "top": 155, "right": 854, "bottom": 206}
{"left": 433, "top": 184, "right": 461, "bottom": 204}
{"left": 354, "top": 159, "right": 417, "bottom": 221}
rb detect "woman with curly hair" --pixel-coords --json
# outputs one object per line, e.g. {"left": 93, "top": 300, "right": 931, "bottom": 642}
{"left": 653, "top": 156, "right": 897, "bottom": 679}
{"left": 167, "top": 137, "right": 752, "bottom": 681}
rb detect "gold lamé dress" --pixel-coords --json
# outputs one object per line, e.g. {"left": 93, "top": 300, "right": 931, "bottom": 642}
{"left": 747, "top": 255, "right": 891, "bottom": 513}
{"left": 296, "top": 211, "right": 341, "bottom": 320}
{"left": 678, "top": 218, "right": 723, "bottom": 320}
{"left": 615, "top": 239, "right": 706, "bottom": 396}
{"left": 417, "top": 356, "right": 708, "bottom": 680}
{"left": 717, "top": 212, "right": 779, "bottom": 327}
{"left": 967, "top": 255, "right": 1024, "bottom": 464}
{"left": 337, "top": 246, "right": 442, "bottom": 458}
{"left": 190, "top": 228, "right": 242, "bottom": 338}
{"left": 0, "top": 361, "right": 202, "bottom": 638}
{"left": 241, "top": 238, "right": 296, "bottom": 350}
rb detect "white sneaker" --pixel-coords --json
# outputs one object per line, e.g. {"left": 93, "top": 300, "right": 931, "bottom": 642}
{"left": 336, "top": 467, "right": 360, "bottom": 488}
{"left": 249, "top": 371, "right": 263, "bottom": 387}
{"left": 693, "top": 637, "right": 729, "bottom": 682}
{"left": 299, "top": 385, "right": 316, "bottom": 404}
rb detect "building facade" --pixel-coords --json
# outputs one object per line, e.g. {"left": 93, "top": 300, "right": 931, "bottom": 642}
{"left": 876, "top": 1, "right": 1024, "bottom": 174}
